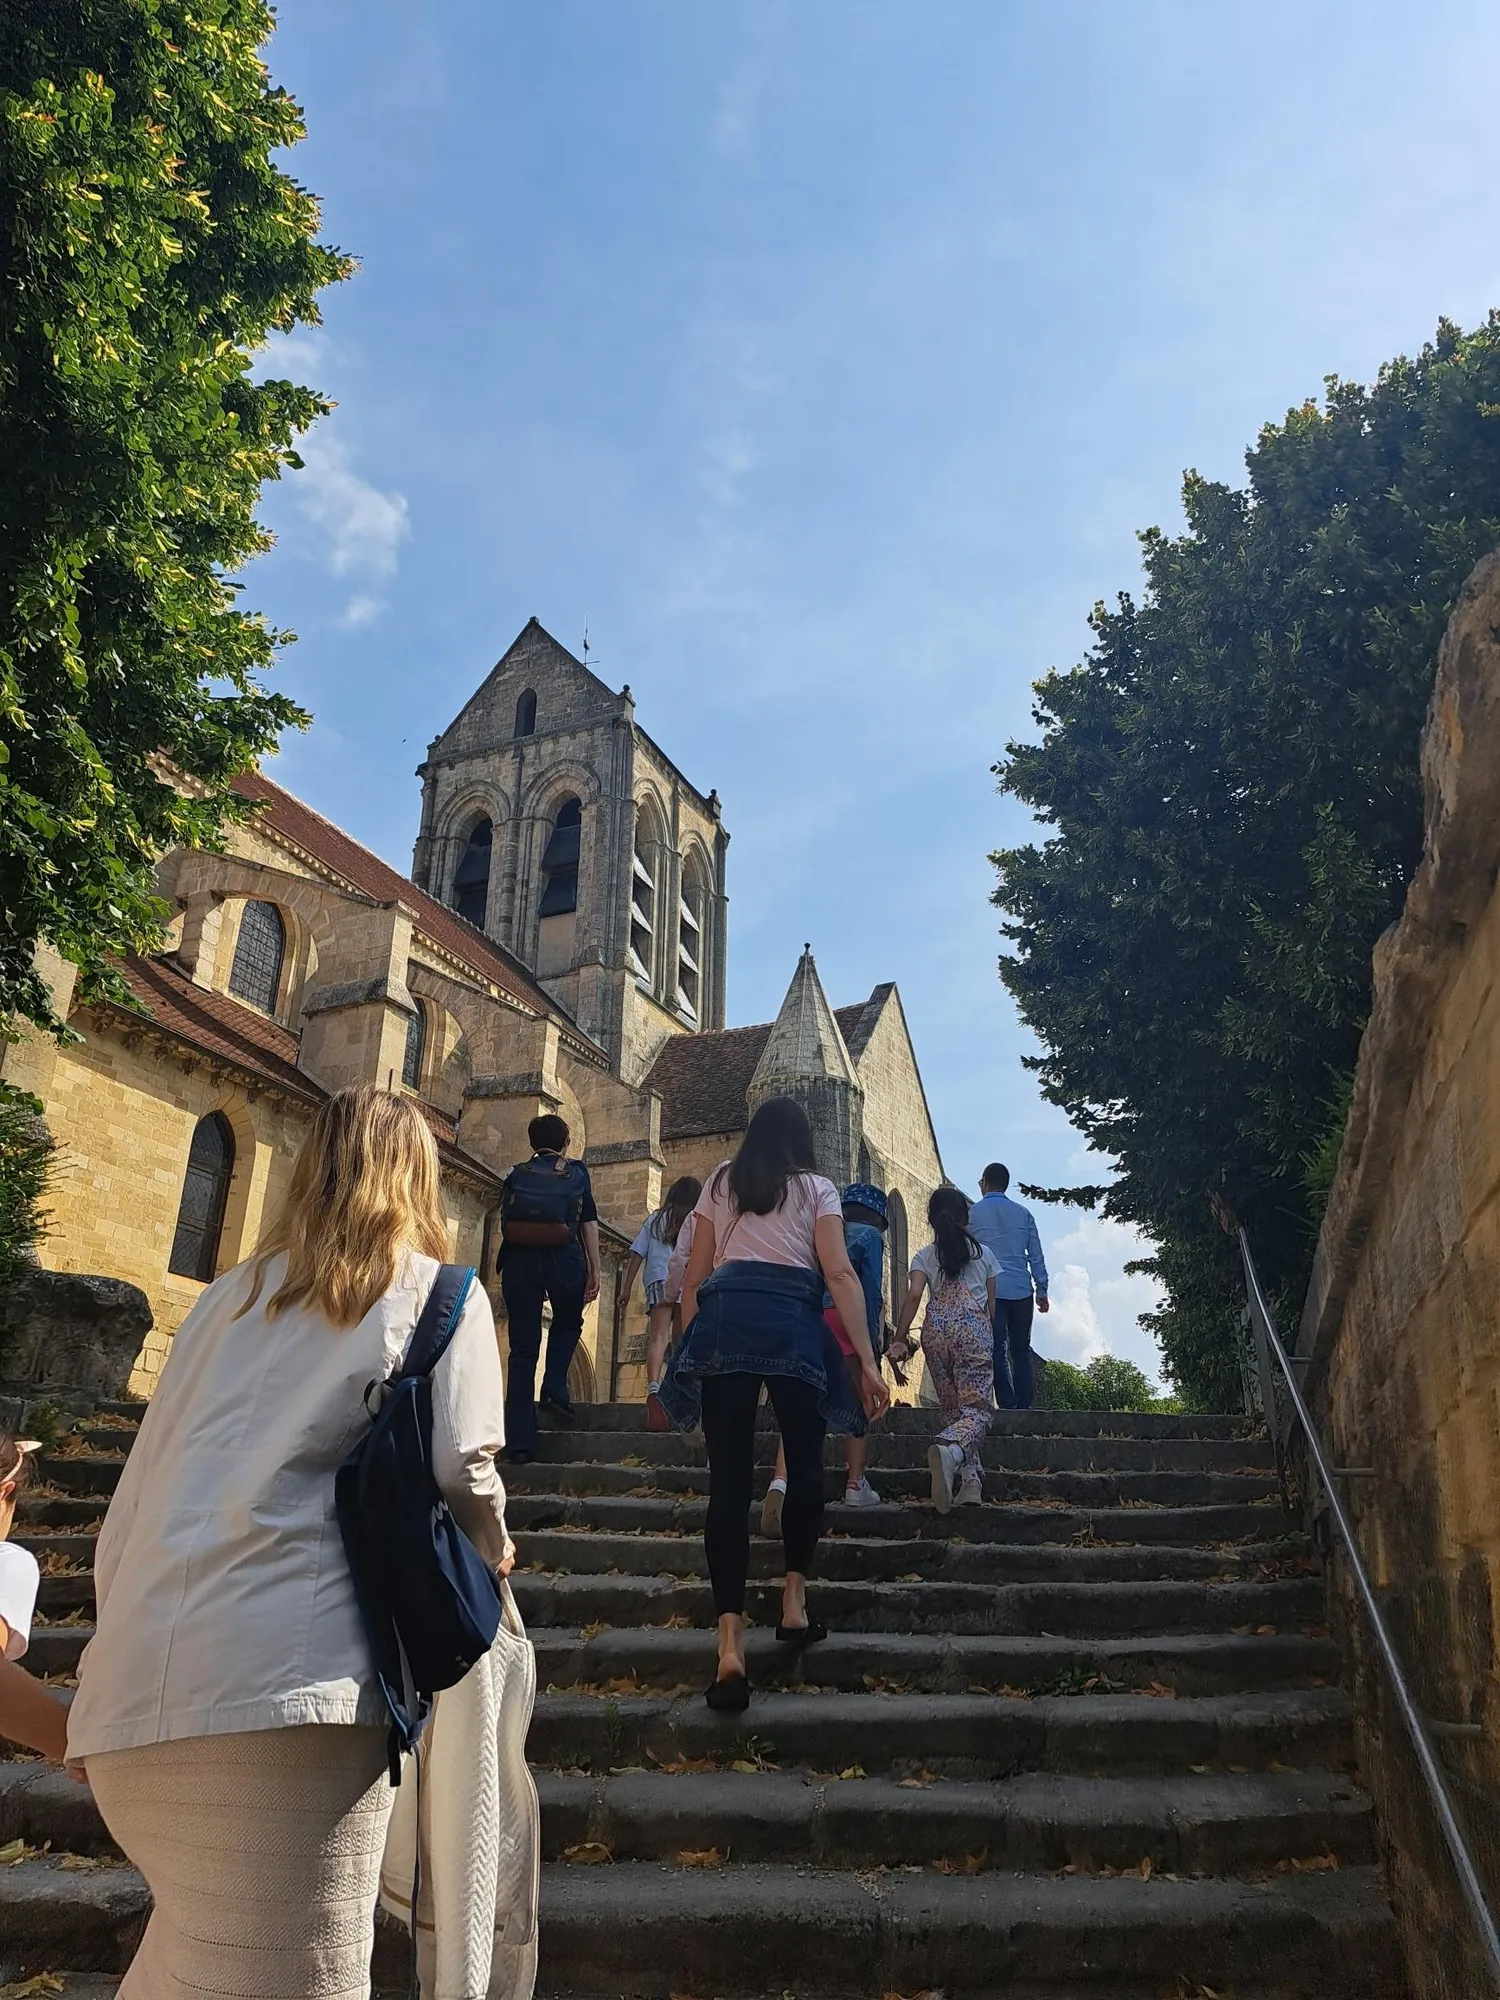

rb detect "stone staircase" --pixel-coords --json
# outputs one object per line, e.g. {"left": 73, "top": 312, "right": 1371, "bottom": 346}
{"left": 0, "top": 1402, "right": 1409, "bottom": 1997}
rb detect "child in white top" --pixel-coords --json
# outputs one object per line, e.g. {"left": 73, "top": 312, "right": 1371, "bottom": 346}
{"left": 616, "top": 1176, "right": 701, "bottom": 1431}
{"left": 0, "top": 1432, "right": 68, "bottom": 1761}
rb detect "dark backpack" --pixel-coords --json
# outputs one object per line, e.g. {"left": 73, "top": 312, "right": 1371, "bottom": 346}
{"left": 335, "top": 1264, "right": 503, "bottom": 1782}
{"left": 501, "top": 1154, "right": 585, "bottom": 1247}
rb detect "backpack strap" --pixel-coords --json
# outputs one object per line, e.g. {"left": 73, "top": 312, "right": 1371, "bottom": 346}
{"left": 398, "top": 1264, "right": 476, "bottom": 1382}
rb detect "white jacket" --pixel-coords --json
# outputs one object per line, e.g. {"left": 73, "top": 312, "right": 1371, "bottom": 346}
{"left": 380, "top": 1583, "right": 539, "bottom": 2000}
{"left": 69, "top": 1250, "right": 510, "bottom": 1759}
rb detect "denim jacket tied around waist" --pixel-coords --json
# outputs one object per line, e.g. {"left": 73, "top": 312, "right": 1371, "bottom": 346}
{"left": 659, "top": 1259, "right": 866, "bottom": 1438}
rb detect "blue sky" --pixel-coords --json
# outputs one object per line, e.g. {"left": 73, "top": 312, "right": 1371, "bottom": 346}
{"left": 248, "top": 1, "right": 1500, "bottom": 1387}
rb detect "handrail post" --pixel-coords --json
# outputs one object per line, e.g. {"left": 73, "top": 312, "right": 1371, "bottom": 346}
{"left": 1237, "top": 1228, "right": 1500, "bottom": 1989}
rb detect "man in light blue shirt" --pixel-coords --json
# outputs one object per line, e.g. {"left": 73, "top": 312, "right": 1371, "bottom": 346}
{"left": 967, "top": 1164, "right": 1049, "bottom": 1409}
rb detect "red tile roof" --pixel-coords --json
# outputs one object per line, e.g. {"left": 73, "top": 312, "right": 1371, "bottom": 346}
{"left": 232, "top": 770, "right": 602, "bottom": 1055}
{"left": 644, "top": 996, "right": 884, "bottom": 1141}
{"left": 108, "top": 956, "right": 501, "bottom": 1191}
{"left": 116, "top": 955, "right": 316, "bottom": 1100}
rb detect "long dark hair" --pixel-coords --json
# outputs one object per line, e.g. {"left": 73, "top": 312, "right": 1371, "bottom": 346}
{"left": 716, "top": 1096, "right": 817, "bottom": 1215}
{"left": 651, "top": 1175, "right": 701, "bottom": 1244}
{"left": 929, "top": 1185, "right": 982, "bottom": 1283}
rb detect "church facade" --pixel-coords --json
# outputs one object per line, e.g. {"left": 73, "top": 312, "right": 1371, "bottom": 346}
{"left": 3, "top": 622, "right": 946, "bottom": 1400}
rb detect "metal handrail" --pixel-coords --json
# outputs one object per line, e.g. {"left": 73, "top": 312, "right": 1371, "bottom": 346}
{"left": 1237, "top": 1228, "right": 1500, "bottom": 1986}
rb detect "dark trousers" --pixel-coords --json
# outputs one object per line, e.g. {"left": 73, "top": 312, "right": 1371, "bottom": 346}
{"left": 993, "top": 1294, "right": 1036, "bottom": 1410}
{"left": 700, "top": 1372, "right": 827, "bottom": 1615}
{"left": 500, "top": 1243, "right": 586, "bottom": 1455}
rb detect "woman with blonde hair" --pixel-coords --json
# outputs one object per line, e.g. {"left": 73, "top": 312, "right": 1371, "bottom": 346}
{"left": 67, "top": 1086, "right": 514, "bottom": 2000}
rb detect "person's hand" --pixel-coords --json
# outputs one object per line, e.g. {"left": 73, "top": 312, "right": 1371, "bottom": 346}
{"left": 497, "top": 1541, "right": 516, "bottom": 1579}
{"left": 584, "top": 1266, "right": 600, "bottom": 1305}
{"left": 1036, "top": 1295, "right": 1050, "bottom": 1314}
{"left": 66, "top": 1759, "right": 88, "bottom": 1786}
{"left": 888, "top": 1338, "right": 911, "bottom": 1365}
{"left": 859, "top": 1361, "right": 891, "bottom": 1423}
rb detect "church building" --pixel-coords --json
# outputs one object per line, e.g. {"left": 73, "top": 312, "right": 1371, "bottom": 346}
{"left": 3, "top": 622, "right": 946, "bottom": 1400}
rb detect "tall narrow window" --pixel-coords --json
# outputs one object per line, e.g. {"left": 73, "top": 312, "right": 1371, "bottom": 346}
{"left": 629, "top": 815, "right": 658, "bottom": 986}
{"left": 538, "top": 797, "right": 581, "bottom": 917}
{"left": 887, "top": 1190, "right": 909, "bottom": 1317}
{"left": 168, "top": 1113, "right": 234, "bottom": 1282}
{"left": 228, "top": 901, "right": 284, "bottom": 1014}
{"left": 677, "top": 868, "right": 704, "bottom": 1022}
{"left": 402, "top": 999, "right": 427, "bottom": 1090}
{"left": 514, "top": 689, "right": 537, "bottom": 738}
{"left": 452, "top": 818, "right": 493, "bottom": 928}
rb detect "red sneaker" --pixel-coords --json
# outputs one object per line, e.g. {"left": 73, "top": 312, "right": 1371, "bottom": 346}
{"left": 646, "top": 1387, "right": 670, "bottom": 1433}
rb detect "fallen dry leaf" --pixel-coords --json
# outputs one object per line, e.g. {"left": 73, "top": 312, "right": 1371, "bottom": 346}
{"left": 0, "top": 1976, "right": 67, "bottom": 1999}
{"left": 561, "top": 1841, "right": 613, "bottom": 1865}
{"left": 932, "top": 1848, "right": 987, "bottom": 1877}
{"left": 676, "top": 1846, "right": 726, "bottom": 1868}
{"left": 578, "top": 1621, "right": 610, "bottom": 1642}
{"left": 0, "top": 1839, "right": 37, "bottom": 1867}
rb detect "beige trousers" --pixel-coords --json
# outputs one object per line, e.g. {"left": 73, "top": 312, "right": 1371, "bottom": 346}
{"left": 88, "top": 1724, "right": 394, "bottom": 2000}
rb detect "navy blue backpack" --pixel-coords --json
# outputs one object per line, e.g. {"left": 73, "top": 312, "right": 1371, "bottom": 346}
{"left": 336, "top": 1264, "right": 504, "bottom": 1782}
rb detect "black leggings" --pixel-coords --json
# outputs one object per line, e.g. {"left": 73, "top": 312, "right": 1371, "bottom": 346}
{"left": 700, "top": 1372, "right": 827, "bottom": 1615}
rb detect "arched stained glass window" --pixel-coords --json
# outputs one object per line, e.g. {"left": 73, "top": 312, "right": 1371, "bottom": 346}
{"left": 453, "top": 818, "right": 493, "bottom": 928}
{"left": 228, "top": 901, "right": 285, "bottom": 1014}
{"left": 515, "top": 689, "right": 537, "bottom": 737}
{"left": 538, "top": 797, "right": 581, "bottom": 918}
{"left": 168, "top": 1113, "right": 234, "bottom": 1282}
{"left": 402, "top": 999, "right": 427, "bottom": 1090}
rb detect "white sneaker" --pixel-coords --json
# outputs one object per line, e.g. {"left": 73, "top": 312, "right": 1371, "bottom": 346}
{"left": 927, "top": 1442, "right": 962, "bottom": 1513}
{"left": 760, "top": 1479, "right": 787, "bottom": 1538}
{"left": 843, "top": 1477, "right": 882, "bottom": 1508}
{"left": 956, "top": 1473, "right": 982, "bottom": 1506}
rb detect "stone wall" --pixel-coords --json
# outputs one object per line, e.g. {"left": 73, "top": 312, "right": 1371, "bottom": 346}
{"left": 1297, "top": 549, "right": 1500, "bottom": 1999}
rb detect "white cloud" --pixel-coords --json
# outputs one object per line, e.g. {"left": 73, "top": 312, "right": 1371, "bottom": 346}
{"left": 338, "top": 594, "right": 385, "bottom": 630}
{"left": 1029, "top": 1210, "right": 1168, "bottom": 1386}
{"left": 294, "top": 433, "right": 410, "bottom": 583}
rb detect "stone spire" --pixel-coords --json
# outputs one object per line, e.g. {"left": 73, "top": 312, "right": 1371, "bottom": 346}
{"left": 747, "top": 946, "right": 864, "bottom": 1186}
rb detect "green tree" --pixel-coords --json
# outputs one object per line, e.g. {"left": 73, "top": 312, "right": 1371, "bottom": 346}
{"left": 0, "top": 0, "right": 347, "bottom": 1036}
{"left": 0, "top": 1080, "right": 52, "bottom": 1284}
{"left": 995, "top": 317, "right": 1500, "bottom": 1407}
{"left": 1042, "top": 1353, "right": 1162, "bottom": 1413}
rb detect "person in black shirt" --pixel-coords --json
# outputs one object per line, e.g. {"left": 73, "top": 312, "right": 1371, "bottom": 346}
{"left": 496, "top": 1114, "right": 600, "bottom": 1461}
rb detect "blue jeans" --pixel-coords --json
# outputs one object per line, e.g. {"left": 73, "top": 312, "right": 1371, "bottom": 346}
{"left": 660, "top": 1261, "right": 866, "bottom": 1437}
{"left": 500, "top": 1243, "right": 586, "bottom": 1454}
{"left": 993, "top": 1294, "right": 1036, "bottom": 1410}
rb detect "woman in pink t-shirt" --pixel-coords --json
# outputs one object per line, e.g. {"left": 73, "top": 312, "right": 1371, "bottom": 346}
{"left": 663, "top": 1096, "right": 889, "bottom": 1711}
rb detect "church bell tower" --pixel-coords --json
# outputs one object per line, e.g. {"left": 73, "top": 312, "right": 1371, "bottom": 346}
{"left": 411, "top": 619, "right": 728, "bottom": 1076}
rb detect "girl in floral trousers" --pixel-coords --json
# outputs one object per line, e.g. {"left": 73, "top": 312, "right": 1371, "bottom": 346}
{"left": 891, "top": 1187, "right": 1000, "bottom": 1511}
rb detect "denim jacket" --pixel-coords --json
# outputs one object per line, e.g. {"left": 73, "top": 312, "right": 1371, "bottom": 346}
{"left": 659, "top": 1261, "right": 866, "bottom": 1437}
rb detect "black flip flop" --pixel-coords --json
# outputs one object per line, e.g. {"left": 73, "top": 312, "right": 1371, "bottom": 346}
{"left": 775, "top": 1613, "right": 828, "bottom": 1647}
{"left": 705, "top": 1671, "right": 751, "bottom": 1712}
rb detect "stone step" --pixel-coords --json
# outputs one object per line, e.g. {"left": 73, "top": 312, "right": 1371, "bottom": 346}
{"left": 527, "top": 1429, "right": 1276, "bottom": 1473}
{"left": 528, "top": 1685, "right": 1354, "bottom": 1777}
{"left": 505, "top": 1569, "right": 1323, "bottom": 1637}
{"left": 535, "top": 1766, "right": 1376, "bottom": 1873}
{"left": 559, "top": 1403, "right": 1260, "bottom": 1439}
{"left": 506, "top": 1490, "right": 1296, "bottom": 1546}
{"left": 24, "top": 1530, "right": 1316, "bottom": 1619}
{"left": 505, "top": 1459, "right": 1283, "bottom": 1506}
{"left": 35, "top": 1573, "right": 1321, "bottom": 1647}
{"left": 463, "top": 1859, "right": 1404, "bottom": 1997}
{"left": 533, "top": 1623, "right": 1339, "bottom": 1696}
{"left": 17, "top": 1494, "right": 110, "bottom": 1531}
{"left": 6, "top": 1854, "right": 1400, "bottom": 1996}
{"left": 515, "top": 1526, "right": 1311, "bottom": 1586}
{"left": 0, "top": 1857, "right": 147, "bottom": 1983}
{"left": 32, "top": 1456, "right": 125, "bottom": 1499}
{"left": 0, "top": 1757, "right": 1377, "bottom": 1879}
